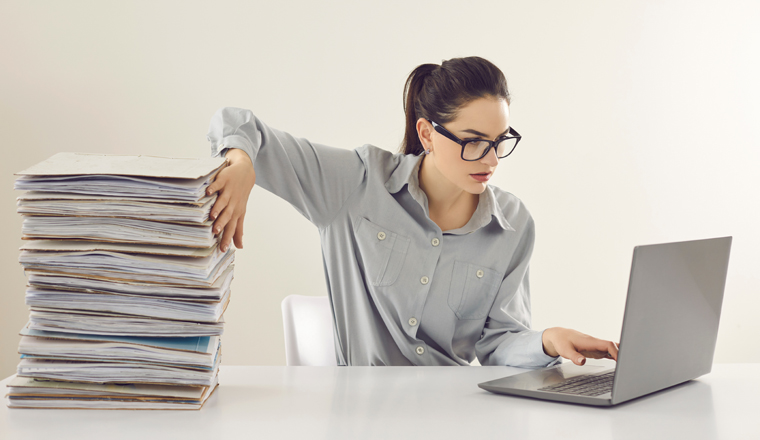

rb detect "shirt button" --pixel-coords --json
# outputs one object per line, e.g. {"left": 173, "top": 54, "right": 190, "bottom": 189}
{"left": 377, "top": 231, "right": 386, "bottom": 240}
{"left": 408, "top": 317, "right": 418, "bottom": 326}
{"left": 431, "top": 238, "right": 440, "bottom": 247}
{"left": 420, "top": 276, "right": 429, "bottom": 285}
{"left": 416, "top": 346, "right": 425, "bottom": 355}
{"left": 476, "top": 269, "right": 484, "bottom": 278}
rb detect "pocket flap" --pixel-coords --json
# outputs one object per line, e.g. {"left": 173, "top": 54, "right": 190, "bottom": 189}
{"left": 355, "top": 217, "right": 410, "bottom": 287}
{"left": 448, "top": 260, "right": 501, "bottom": 320}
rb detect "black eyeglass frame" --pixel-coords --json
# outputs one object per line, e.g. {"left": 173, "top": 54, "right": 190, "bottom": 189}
{"left": 428, "top": 119, "right": 522, "bottom": 161}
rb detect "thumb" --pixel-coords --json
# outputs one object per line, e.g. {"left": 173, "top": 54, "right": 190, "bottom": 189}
{"left": 571, "top": 352, "right": 586, "bottom": 366}
{"left": 559, "top": 346, "right": 586, "bottom": 366}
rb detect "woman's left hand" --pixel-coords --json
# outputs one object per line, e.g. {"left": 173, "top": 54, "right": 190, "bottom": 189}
{"left": 542, "top": 327, "right": 619, "bottom": 366}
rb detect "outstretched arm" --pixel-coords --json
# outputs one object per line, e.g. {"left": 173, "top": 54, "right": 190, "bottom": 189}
{"left": 205, "top": 107, "right": 365, "bottom": 251}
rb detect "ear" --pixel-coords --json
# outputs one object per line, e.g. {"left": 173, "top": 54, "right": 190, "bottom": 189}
{"left": 416, "top": 118, "right": 435, "bottom": 151}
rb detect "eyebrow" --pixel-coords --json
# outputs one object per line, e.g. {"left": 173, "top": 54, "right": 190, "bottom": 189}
{"left": 460, "top": 127, "right": 510, "bottom": 138}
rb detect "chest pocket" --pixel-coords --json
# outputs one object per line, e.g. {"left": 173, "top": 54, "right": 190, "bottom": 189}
{"left": 448, "top": 260, "right": 501, "bottom": 320}
{"left": 355, "top": 217, "right": 410, "bottom": 287}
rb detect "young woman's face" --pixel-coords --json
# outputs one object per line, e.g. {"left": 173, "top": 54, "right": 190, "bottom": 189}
{"left": 426, "top": 96, "right": 510, "bottom": 195}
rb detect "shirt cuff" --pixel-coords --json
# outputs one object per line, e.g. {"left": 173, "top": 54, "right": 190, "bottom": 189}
{"left": 213, "top": 134, "right": 257, "bottom": 166}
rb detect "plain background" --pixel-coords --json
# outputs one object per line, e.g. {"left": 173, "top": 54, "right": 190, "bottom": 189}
{"left": 1, "top": 0, "right": 758, "bottom": 379}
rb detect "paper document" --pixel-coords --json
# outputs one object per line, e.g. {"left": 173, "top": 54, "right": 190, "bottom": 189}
{"left": 28, "top": 310, "right": 226, "bottom": 337}
{"left": 22, "top": 216, "right": 216, "bottom": 248}
{"left": 27, "top": 266, "right": 234, "bottom": 300}
{"left": 14, "top": 152, "right": 226, "bottom": 179}
{"left": 17, "top": 193, "right": 215, "bottom": 223}
{"left": 6, "top": 376, "right": 219, "bottom": 410}
{"left": 21, "top": 240, "right": 218, "bottom": 258}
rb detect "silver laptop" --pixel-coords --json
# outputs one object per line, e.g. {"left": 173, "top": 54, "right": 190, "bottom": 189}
{"left": 478, "top": 236, "right": 732, "bottom": 407}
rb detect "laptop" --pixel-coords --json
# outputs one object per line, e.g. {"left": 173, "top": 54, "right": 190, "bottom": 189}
{"left": 478, "top": 236, "right": 732, "bottom": 407}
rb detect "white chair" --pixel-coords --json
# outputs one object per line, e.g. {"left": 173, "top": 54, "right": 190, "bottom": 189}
{"left": 281, "top": 295, "right": 338, "bottom": 366}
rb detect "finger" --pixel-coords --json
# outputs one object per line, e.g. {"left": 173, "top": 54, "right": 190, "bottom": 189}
{"left": 580, "top": 339, "right": 619, "bottom": 360}
{"left": 220, "top": 217, "right": 237, "bottom": 252}
{"left": 555, "top": 342, "right": 586, "bottom": 366}
{"left": 580, "top": 350, "right": 612, "bottom": 359}
{"left": 206, "top": 175, "right": 224, "bottom": 197}
{"left": 206, "top": 164, "right": 232, "bottom": 197}
{"left": 213, "top": 202, "right": 236, "bottom": 237}
{"left": 609, "top": 342, "right": 619, "bottom": 360}
{"left": 209, "top": 189, "right": 230, "bottom": 222}
{"left": 209, "top": 191, "right": 231, "bottom": 227}
{"left": 578, "top": 341, "right": 619, "bottom": 362}
{"left": 232, "top": 215, "right": 245, "bottom": 249}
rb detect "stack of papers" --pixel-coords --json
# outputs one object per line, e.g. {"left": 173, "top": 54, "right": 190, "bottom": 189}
{"left": 8, "top": 153, "right": 231, "bottom": 410}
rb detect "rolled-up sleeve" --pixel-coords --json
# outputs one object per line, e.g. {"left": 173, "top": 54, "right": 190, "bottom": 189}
{"left": 207, "top": 107, "right": 365, "bottom": 229}
{"left": 475, "top": 217, "right": 561, "bottom": 368}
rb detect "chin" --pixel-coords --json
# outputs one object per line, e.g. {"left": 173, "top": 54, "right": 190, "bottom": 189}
{"left": 463, "top": 182, "right": 488, "bottom": 195}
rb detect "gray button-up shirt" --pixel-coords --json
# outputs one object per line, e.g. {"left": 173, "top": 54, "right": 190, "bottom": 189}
{"left": 207, "top": 107, "right": 560, "bottom": 368}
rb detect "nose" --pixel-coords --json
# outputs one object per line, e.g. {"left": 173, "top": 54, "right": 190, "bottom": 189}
{"left": 481, "top": 146, "right": 499, "bottom": 167}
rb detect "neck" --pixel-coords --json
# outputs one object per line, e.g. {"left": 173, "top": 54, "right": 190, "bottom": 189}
{"left": 418, "top": 155, "right": 478, "bottom": 220}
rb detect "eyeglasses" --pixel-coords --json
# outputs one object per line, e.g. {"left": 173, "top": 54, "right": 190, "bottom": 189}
{"left": 428, "top": 119, "right": 522, "bottom": 161}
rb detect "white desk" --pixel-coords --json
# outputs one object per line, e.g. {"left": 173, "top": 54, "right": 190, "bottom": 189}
{"left": 1, "top": 364, "right": 758, "bottom": 440}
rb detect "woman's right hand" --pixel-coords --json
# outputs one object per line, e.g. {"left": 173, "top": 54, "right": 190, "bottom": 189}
{"left": 206, "top": 148, "right": 256, "bottom": 252}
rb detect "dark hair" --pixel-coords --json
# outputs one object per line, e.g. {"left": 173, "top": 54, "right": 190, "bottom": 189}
{"left": 400, "top": 56, "right": 511, "bottom": 155}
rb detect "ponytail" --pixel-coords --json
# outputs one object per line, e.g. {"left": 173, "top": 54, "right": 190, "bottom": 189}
{"left": 402, "top": 64, "right": 438, "bottom": 156}
{"left": 399, "top": 57, "right": 511, "bottom": 155}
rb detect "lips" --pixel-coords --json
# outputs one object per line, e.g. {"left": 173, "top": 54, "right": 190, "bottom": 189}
{"left": 470, "top": 172, "right": 491, "bottom": 182}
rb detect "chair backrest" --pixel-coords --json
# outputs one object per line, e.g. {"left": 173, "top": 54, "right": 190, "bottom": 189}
{"left": 281, "top": 295, "right": 338, "bottom": 366}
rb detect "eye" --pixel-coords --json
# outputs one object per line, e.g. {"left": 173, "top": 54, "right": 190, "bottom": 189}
{"left": 464, "top": 140, "right": 491, "bottom": 149}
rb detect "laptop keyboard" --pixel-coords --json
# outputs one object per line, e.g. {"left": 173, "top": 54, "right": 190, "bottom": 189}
{"left": 538, "top": 371, "right": 615, "bottom": 397}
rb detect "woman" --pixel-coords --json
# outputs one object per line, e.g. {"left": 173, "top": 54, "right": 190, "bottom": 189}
{"left": 205, "top": 56, "right": 618, "bottom": 367}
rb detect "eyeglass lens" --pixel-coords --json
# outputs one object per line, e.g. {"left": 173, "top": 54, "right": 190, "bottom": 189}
{"left": 462, "top": 138, "right": 518, "bottom": 160}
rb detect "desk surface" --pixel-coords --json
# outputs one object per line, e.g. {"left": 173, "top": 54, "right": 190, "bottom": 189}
{"left": 1, "top": 364, "right": 758, "bottom": 440}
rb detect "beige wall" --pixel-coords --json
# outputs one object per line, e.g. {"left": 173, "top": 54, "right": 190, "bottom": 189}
{"left": 2, "top": 0, "right": 759, "bottom": 378}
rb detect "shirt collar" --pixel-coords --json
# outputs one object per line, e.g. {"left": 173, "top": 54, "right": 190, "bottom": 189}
{"left": 385, "top": 153, "right": 514, "bottom": 233}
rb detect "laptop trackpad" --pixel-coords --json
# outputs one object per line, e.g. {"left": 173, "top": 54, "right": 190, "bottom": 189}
{"left": 481, "top": 363, "right": 613, "bottom": 391}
